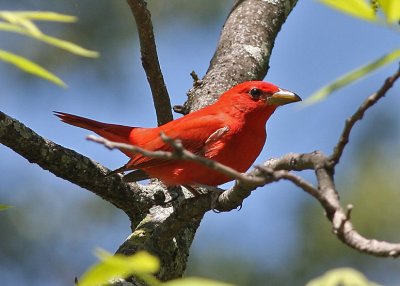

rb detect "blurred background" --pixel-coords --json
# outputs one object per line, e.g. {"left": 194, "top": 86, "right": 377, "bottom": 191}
{"left": 1, "top": 1, "right": 400, "bottom": 285}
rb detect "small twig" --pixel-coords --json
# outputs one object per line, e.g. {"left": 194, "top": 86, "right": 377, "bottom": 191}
{"left": 275, "top": 170, "right": 319, "bottom": 198}
{"left": 172, "top": 105, "right": 187, "bottom": 115}
{"left": 190, "top": 70, "right": 202, "bottom": 87}
{"left": 87, "top": 134, "right": 265, "bottom": 186}
{"left": 345, "top": 204, "right": 353, "bottom": 220}
{"left": 126, "top": 0, "right": 173, "bottom": 126}
{"left": 87, "top": 134, "right": 175, "bottom": 160}
{"left": 330, "top": 66, "right": 400, "bottom": 165}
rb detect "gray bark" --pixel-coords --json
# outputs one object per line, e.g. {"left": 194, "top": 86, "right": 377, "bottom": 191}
{"left": 0, "top": 0, "right": 298, "bottom": 282}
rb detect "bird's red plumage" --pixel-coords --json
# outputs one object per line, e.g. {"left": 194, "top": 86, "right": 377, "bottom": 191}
{"left": 55, "top": 81, "right": 300, "bottom": 186}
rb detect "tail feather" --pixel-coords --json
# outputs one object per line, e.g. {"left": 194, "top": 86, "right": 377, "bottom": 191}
{"left": 54, "top": 111, "right": 135, "bottom": 144}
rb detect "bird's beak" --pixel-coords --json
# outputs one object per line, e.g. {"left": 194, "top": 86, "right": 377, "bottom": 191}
{"left": 267, "top": 88, "right": 302, "bottom": 106}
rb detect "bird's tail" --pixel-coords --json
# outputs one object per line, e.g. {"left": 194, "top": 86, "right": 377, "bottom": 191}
{"left": 54, "top": 111, "right": 135, "bottom": 144}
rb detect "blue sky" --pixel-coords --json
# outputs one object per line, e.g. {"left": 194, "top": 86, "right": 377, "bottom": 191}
{"left": 1, "top": 1, "right": 400, "bottom": 285}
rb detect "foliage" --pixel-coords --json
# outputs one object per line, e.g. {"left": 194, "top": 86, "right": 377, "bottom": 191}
{"left": 79, "top": 250, "right": 159, "bottom": 286}
{"left": 0, "top": 204, "right": 12, "bottom": 211}
{"left": 307, "top": 0, "right": 400, "bottom": 103}
{"left": 306, "top": 268, "right": 380, "bottom": 286}
{"left": 305, "top": 49, "right": 400, "bottom": 104}
{"left": 163, "top": 278, "right": 234, "bottom": 286}
{"left": 79, "top": 250, "right": 235, "bottom": 286}
{"left": 79, "top": 250, "right": 382, "bottom": 286}
{"left": 0, "top": 49, "right": 66, "bottom": 86}
{"left": 0, "top": 11, "right": 98, "bottom": 87}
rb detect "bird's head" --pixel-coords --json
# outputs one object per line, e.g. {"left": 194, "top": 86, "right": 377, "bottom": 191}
{"left": 218, "top": 81, "right": 301, "bottom": 116}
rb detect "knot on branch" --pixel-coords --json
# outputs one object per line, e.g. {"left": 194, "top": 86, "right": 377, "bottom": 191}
{"left": 173, "top": 105, "right": 188, "bottom": 115}
{"left": 332, "top": 204, "right": 353, "bottom": 234}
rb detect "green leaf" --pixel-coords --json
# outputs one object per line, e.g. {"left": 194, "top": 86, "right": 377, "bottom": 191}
{"left": 163, "top": 277, "right": 235, "bottom": 286}
{"left": 0, "top": 11, "right": 42, "bottom": 36}
{"left": 0, "top": 49, "right": 66, "bottom": 87}
{"left": 0, "top": 22, "right": 98, "bottom": 58}
{"left": 305, "top": 48, "right": 400, "bottom": 105}
{"left": 306, "top": 267, "right": 381, "bottom": 286}
{"left": 378, "top": 0, "right": 400, "bottom": 23}
{"left": 319, "top": 0, "right": 377, "bottom": 21}
{"left": 0, "top": 22, "right": 28, "bottom": 33}
{"left": 79, "top": 250, "right": 160, "bottom": 286}
{"left": 0, "top": 204, "right": 13, "bottom": 211}
{"left": 0, "top": 11, "right": 77, "bottom": 22}
{"left": 36, "top": 33, "right": 99, "bottom": 58}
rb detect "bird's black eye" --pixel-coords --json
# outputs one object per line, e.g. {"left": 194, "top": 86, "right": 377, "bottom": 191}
{"left": 249, "top": 88, "right": 262, "bottom": 99}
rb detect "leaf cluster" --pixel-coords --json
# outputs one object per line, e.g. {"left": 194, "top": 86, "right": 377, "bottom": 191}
{"left": 307, "top": 0, "right": 400, "bottom": 104}
{"left": 79, "top": 250, "right": 379, "bottom": 286}
{"left": 79, "top": 249, "right": 233, "bottom": 286}
{"left": 0, "top": 11, "right": 98, "bottom": 87}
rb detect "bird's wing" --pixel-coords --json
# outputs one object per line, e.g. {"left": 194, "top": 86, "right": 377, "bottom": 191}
{"left": 125, "top": 113, "right": 230, "bottom": 170}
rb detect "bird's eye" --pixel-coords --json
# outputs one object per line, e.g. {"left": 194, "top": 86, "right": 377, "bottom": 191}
{"left": 249, "top": 88, "right": 262, "bottom": 99}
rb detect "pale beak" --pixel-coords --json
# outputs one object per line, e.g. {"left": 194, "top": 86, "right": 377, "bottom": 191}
{"left": 267, "top": 88, "right": 302, "bottom": 106}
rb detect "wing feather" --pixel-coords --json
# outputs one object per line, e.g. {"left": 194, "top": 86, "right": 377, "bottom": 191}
{"left": 125, "top": 113, "right": 230, "bottom": 170}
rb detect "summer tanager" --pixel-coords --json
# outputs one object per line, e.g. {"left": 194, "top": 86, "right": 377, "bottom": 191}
{"left": 55, "top": 81, "right": 300, "bottom": 186}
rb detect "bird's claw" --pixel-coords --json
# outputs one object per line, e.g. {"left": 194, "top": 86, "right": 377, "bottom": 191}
{"left": 211, "top": 190, "right": 222, "bottom": 213}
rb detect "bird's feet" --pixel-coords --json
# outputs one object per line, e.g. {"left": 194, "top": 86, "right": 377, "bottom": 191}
{"left": 194, "top": 184, "right": 226, "bottom": 213}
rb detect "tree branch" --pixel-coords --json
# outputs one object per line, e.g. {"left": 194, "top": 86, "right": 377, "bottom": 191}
{"left": 126, "top": 0, "right": 173, "bottom": 126}
{"left": 183, "top": 0, "right": 299, "bottom": 113}
{"left": 0, "top": 111, "right": 154, "bottom": 221}
{"left": 315, "top": 166, "right": 400, "bottom": 257}
{"left": 87, "top": 134, "right": 265, "bottom": 186}
{"left": 88, "top": 100, "right": 400, "bottom": 258}
{"left": 214, "top": 151, "right": 325, "bottom": 212}
{"left": 215, "top": 66, "right": 400, "bottom": 257}
{"left": 0, "top": 1, "right": 303, "bottom": 282}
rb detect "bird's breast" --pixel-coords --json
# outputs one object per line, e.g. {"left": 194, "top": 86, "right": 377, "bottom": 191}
{"left": 205, "top": 121, "right": 267, "bottom": 173}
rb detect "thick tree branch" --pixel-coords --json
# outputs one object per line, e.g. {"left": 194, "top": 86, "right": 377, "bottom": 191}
{"left": 113, "top": 2, "right": 301, "bottom": 276}
{"left": 126, "top": 0, "right": 173, "bottom": 126}
{"left": 0, "top": 111, "right": 154, "bottom": 221}
{"left": 183, "top": 0, "right": 299, "bottom": 113}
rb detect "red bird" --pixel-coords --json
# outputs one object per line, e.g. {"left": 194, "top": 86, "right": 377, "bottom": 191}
{"left": 55, "top": 81, "right": 300, "bottom": 186}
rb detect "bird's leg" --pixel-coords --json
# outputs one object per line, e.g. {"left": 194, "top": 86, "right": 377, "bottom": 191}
{"left": 210, "top": 190, "right": 223, "bottom": 213}
{"left": 194, "top": 184, "right": 226, "bottom": 213}
{"left": 182, "top": 185, "right": 242, "bottom": 213}
{"left": 197, "top": 184, "right": 243, "bottom": 212}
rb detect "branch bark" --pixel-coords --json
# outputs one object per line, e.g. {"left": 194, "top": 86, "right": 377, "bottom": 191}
{"left": 215, "top": 67, "right": 400, "bottom": 257}
{"left": 112, "top": 1, "right": 299, "bottom": 281}
{"left": 183, "top": 0, "right": 299, "bottom": 113}
{"left": 89, "top": 63, "right": 400, "bottom": 259}
{"left": 127, "top": 0, "right": 173, "bottom": 126}
{"left": 85, "top": 65, "right": 400, "bottom": 259}
{"left": 0, "top": 111, "right": 155, "bottom": 224}
{"left": 0, "top": 0, "right": 303, "bottom": 283}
